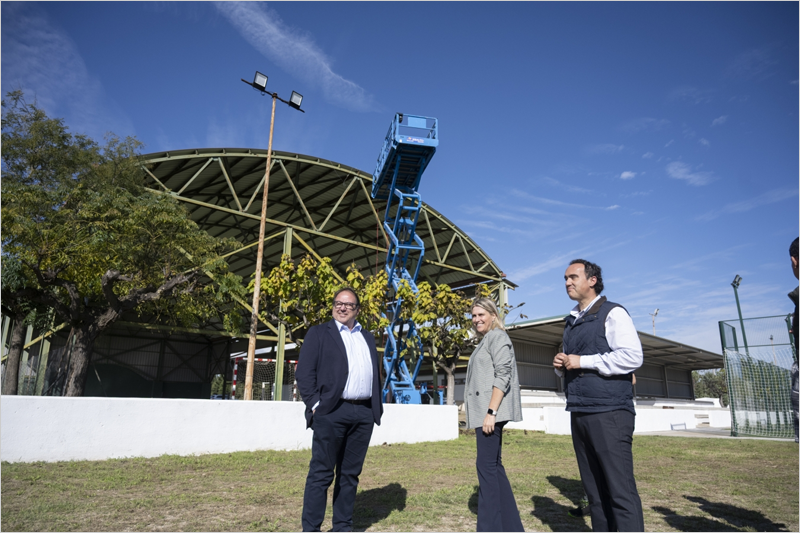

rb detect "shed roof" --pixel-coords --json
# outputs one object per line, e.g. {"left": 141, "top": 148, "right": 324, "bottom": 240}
{"left": 141, "top": 148, "right": 507, "bottom": 292}
{"left": 505, "top": 315, "right": 723, "bottom": 371}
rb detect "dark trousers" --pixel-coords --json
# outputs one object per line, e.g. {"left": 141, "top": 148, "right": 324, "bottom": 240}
{"left": 791, "top": 361, "right": 798, "bottom": 443}
{"left": 302, "top": 400, "right": 374, "bottom": 532}
{"left": 571, "top": 410, "right": 644, "bottom": 532}
{"left": 475, "top": 421, "right": 524, "bottom": 532}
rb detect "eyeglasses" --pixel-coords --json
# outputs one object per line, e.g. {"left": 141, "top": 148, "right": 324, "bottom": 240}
{"left": 333, "top": 301, "right": 359, "bottom": 311}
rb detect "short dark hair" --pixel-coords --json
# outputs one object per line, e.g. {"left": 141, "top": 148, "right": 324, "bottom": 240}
{"left": 791, "top": 238, "right": 798, "bottom": 260}
{"left": 333, "top": 287, "right": 360, "bottom": 307}
{"left": 569, "top": 259, "right": 604, "bottom": 295}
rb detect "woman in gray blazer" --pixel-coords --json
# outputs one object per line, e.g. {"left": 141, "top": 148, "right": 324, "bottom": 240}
{"left": 465, "top": 297, "right": 524, "bottom": 532}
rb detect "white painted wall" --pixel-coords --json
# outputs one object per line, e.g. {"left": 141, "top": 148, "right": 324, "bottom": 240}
{"left": 506, "top": 405, "right": 732, "bottom": 435}
{"left": 0, "top": 396, "right": 458, "bottom": 463}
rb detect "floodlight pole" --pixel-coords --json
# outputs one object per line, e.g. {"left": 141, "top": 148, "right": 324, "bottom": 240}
{"left": 731, "top": 275, "right": 749, "bottom": 355}
{"left": 244, "top": 93, "right": 278, "bottom": 402}
{"left": 241, "top": 75, "right": 304, "bottom": 401}
{"left": 649, "top": 309, "right": 659, "bottom": 336}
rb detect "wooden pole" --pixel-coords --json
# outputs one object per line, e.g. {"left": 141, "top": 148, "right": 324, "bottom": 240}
{"left": 244, "top": 94, "right": 278, "bottom": 401}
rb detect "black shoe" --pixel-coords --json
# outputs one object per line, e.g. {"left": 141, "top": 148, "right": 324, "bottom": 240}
{"left": 567, "top": 506, "right": 586, "bottom": 518}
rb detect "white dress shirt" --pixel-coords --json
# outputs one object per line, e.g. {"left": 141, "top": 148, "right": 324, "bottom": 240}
{"left": 337, "top": 320, "right": 374, "bottom": 400}
{"left": 555, "top": 295, "right": 643, "bottom": 377}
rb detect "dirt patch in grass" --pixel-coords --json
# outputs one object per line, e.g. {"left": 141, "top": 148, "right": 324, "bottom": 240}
{"left": 2, "top": 431, "right": 797, "bottom": 531}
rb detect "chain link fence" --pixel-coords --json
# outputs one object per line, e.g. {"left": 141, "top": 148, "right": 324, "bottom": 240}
{"left": 720, "top": 314, "right": 795, "bottom": 438}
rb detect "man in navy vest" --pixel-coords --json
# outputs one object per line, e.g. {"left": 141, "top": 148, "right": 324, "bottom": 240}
{"left": 296, "top": 287, "right": 383, "bottom": 532}
{"left": 553, "top": 259, "right": 644, "bottom": 532}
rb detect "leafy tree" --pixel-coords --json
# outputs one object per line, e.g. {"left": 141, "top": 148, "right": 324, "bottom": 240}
{"left": 693, "top": 369, "right": 728, "bottom": 407}
{"left": 210, "top": 374, "right": 232, "bottom": 398}
{"left": 1, "top": 257, "right": 55, "bottom": 395}
{"left": 401, "top": 282, "right": 475, "bottom": 405}
{"left": 254, "top": 254, "right": 389, "bottom": 341}
{"left": 2, "top": 91, "right": 245, "bottom": 396}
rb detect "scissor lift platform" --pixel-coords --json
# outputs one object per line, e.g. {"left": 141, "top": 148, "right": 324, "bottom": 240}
{"left": 372, "top": 114, "right": 438, "bottom": 200}
{"left": 371, "top": 113, "right": 438, "bottom": 405}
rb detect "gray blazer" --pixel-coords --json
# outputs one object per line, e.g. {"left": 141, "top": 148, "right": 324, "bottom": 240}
{"left": 464, "top": 328, "right": 523, "bottom": 429}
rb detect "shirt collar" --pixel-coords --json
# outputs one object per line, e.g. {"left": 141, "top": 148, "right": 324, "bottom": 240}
{"left": 570, "top": 295, "right": 602, "bottom": 319}
{"left": 335, "top": 319, "right": 361, "bottom": 333}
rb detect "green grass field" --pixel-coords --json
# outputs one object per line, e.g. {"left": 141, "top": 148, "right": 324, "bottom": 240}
{"left": 2, "top": 430, "right": 797, "bottom": 532}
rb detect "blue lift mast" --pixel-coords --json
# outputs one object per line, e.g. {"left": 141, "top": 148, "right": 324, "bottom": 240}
{"left": 371, "top": 113, "right": 438, "bottom": 405}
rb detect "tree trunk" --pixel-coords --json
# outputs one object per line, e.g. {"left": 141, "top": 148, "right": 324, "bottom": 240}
{"left": 437, "top": 360, "right": 457, "bottom": 406}
{"left": 2, "top": 317, "right": 27, "bottom": 395}
{"left": 63, "top": 325, "right": 99, "bottom": 397}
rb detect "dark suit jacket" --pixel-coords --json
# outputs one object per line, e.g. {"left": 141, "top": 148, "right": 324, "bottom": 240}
{"left": 295, "top": 319, "right": 383, "bottom": 428}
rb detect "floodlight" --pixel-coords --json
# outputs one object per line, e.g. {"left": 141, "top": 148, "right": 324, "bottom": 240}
{"left": 253, "top": 71, "right": 268, "bottom": 91}
{"left": 731, "top": 275, "right": 742, "bottom": 288}
{"left": 289, "top": 91, "right": 303, "bottom": 109}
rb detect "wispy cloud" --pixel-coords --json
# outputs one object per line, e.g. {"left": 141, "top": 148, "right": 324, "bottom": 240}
{"left": 214, "top": 2, "right": 377, "bottom": 112}
{"left": 697, "top": 188, "right": 798, "bottom": 221}
{"left": 511, "top": 189, "right": 621, "bottom": 211}
{"left": 620, "top": 117, "right": 670, "bottom": 133}
{"left": 586, "top": 143, "right": 624, "bottom": 155}
{"left": 727, "top": 47, "right": 778, "bottom": 81}
{"left": 664, "top": 140, "right": 674, "bottom": 147}
{"left": 507, "top": 250, "right": 588, "bottom": 283}
{"left": 669, "top": 245, "right": 749, "bottom": 271}
{"left": 0, "top": 3, "right": 134, "bottom": 140}
{"left": 711, "top": 115, "right": 728, "bottom": 127}
{"left": 642, "top": 152, "right": 654, "bottom": 159}
{"left": 665, "top": 161, "right": 715, "bottom": 186}
{"left": 699, "top": 138, "right": 710, "bottom": 147}
{"left": 668, "top": 86, "right": 714, "bottom": 104}
{"left": 540, "top": 177, "right": 594, "bottom": 194}
{"left": 619, "top": 171, "right": 637, "bottom": 180}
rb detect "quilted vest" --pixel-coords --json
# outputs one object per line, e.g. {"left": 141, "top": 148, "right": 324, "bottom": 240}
{"left": 563, "top": 297, "right": 635, "bottom": 415}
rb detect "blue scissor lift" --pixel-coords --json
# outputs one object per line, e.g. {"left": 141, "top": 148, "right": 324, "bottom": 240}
{"left": 371, "top": 113, "right": 438, "bottom": 405}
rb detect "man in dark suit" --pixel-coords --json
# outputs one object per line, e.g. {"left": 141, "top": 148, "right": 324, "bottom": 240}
{"left": 295, "top": 287, "right": 383, "bottom": 532}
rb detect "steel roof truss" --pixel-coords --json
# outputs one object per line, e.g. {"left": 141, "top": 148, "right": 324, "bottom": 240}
{"left": 177, "top": 157, "right": 215, "bottom": 195}
{"left": 278, "top": 160, "right": 317, "bottom": 230}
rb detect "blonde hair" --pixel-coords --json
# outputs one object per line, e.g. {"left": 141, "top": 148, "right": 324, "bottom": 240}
{"left": 471, "top": 297, "right": 505, "bottom": 334}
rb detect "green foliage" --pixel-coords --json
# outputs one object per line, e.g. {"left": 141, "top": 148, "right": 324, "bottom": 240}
{"left": 254, "top": 254, "right": 389, "bottom": 339}
{"left": 2, "top": 90, "right": 245, "bottom": 330}
{"left": 692, "top": 369, "right": 728, "bottom": 407}
{"left": 1, "top": 91, "right": 246, "bottom": 394}
{"left": 409, "top": 281, "right": 474, "bottom": 367}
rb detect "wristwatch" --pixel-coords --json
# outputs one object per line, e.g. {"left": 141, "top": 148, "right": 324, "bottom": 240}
{"left": 487, "top": 408, "right": 496, "bottom": 416}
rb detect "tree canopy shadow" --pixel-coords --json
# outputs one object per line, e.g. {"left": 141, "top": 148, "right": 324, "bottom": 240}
{"left": 531, "top": 495, "right": 591, "bottom": 532}
{"left": 352, "top": 483, "right": 407, "bottom": 531}
{"left": 684, "top": 495, "right": 788, "bottom": 531}
{"left": 547, "top": 475, "right": 586, "bottom": 506}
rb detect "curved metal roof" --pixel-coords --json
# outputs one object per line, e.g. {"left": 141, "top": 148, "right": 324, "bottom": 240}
{"left": 141, "top": 147, "right": 506, "bottom": 291}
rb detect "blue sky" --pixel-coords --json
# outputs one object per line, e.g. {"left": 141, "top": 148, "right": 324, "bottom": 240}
{"left": 3, "top": 2, "right": 798, "bottom": 353}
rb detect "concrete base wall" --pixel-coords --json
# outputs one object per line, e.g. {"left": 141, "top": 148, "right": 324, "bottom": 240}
{"left": 506, "top": 405, "right": 731, "bottom": 435}
{"left": 0, "top": 396, "right": 458, "bottom": 463}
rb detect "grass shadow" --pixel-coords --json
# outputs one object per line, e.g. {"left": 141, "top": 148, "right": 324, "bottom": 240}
{"left": 352, "top": 482, "right": 407, "bottom": 531}
{"left": 546, "top": 475, "right": 586, "bottom": 506}
{"left": 531, "top": 495, "right": 591, "bottom": 532}
{"left": 683, "top": 495, "right": 788, "bottom": 531}
{"left": 652, "top": 505, "right": 739, "bottom": 532}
